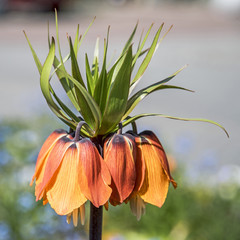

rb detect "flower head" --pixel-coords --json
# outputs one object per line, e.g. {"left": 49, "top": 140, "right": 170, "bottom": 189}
{"left": 122, "top": 130, "right": 177, "bottom": 220}
{"left": 136, "top": 131, "right": 177, "bottom": 210}
{"left": 26, "top": 11, "right": 228, "bottom": 226}
{"left": 104, "top": 132, "right": 136, "bottom": 205}
{"left": 31, "top": 127, "right": 111, "bottom": 225}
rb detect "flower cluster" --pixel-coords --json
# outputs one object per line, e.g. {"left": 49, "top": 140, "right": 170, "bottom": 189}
{"left": 27, "top": 12, "right": 227, "bottom": 227}
{"left": 31, "top": 124, "right": 176, "bottom": 226}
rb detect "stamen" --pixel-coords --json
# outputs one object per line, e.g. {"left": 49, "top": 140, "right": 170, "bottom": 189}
{"left": 80, "top": 204, "right": 86, "bottom": 225}
{"left": 66, "top": 213, "right": 72, "bottom": 224}
{"left": 130, "top": 195, "right": 146, "bottom": 221}
{"left": 72, "top": 208, "right": 79, "bottom": 227}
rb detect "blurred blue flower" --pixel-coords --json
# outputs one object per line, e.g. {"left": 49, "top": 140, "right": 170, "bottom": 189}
{"left": 0, "top": 150, "right": 11, "bottom": 166}
{"left": 0, "top": 125, "right": 12, "bottom": 144}
{"left": 0, "top": 222, "right": 10, "bottom": 240}
{"left": 18, "top": 192, "right": 35, "bottom": 211}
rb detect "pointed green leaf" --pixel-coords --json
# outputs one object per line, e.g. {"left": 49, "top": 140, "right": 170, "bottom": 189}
{"left": 122, "top": 21, "right": 138, "bottom": 54}
{"left": 77, "top": 17, "right": 96, "bottom": 52}
{"left": 40, "top": 38, "right": 76, "bottom": 128}
{"left": 24, "top": 31, "right": 42, "bottom": 75}
{"left": 91, "top": 38, "right": 100, "bottom": 88}
{"left": 69, "top": 36, "right": 86, "bottom": 88}
{"left": 58, "top": 70, "right": 102, "bottom": 132}
{"left": 137, "top": 29, "right": 144, "bottom": 52}
{"left": 47, "top": 22, "right": 51, "bottom": 48}
{"left": 109, "top": 23, "right": 138, "bottom": 84}
{"left": 120, "top": 113, "right": 229, "bottom": 137}
{"left": 53, "top": 57, "right": 80, "bottom": 111}
{"left": 93, "top": 30, "right": 110, "bottom": 113}
{"left": 93, "top": 37, "right": 99, "bottom": 66}
{"left": 49, "top": 86, "right": 80, "bottom": 123}
{"left": 123, "top": 65, "right": 188, "bottom": 119}
{"left": 54, "top": 10, "right": 80, "bottom": 110}
{"left": 123, "top": 85, "right": 192, "bottom": 121}
{"left": 93, "top": 57, "right": 99, "bottom": 88}
{"left": 24, "top": 31, "right": 77, "bottom": 128}
{"left": 55, "top": 9, "right": 64, "bottom": 63}
{"left": 132, "top": 23, "right": 153, "bottom": 67}
{"left": 85, "top": 54, "right": 94, "bottom": 96}
{"left": 155, "top": 25, "right": 173, "bottom": 52}
{"left": 130, "top": 24, "right": 163, "bottom": 92}
{"left": 73, "top": 24, "right": 80, "bottom": 56}
{"left": 49, "top": 86, "right": 93, "bottom": 137}
{"left": 98, "top": 45, "right": 133, "bottom": 134}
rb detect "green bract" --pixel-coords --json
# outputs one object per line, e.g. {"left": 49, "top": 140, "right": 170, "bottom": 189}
{"left": 24, "top": 11, "right": 229, "bottom": 138}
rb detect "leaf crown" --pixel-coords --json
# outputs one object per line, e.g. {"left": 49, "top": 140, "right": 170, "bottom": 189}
{"left": 24, "top": 11, "right": 228, "bottom": 138}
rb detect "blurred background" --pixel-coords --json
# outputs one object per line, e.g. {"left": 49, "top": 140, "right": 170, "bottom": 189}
{"left": 0, "top": 0, "right": 240, "bottom": 239}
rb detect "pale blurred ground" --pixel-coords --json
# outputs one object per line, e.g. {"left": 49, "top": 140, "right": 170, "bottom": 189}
{"left": 0, "top": 0, "right": 239, "bottom": 184}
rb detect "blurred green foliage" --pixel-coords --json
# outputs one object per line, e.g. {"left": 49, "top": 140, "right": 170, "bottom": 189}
{"left": 0, "top": 117, "right": 239, "bottom": 240}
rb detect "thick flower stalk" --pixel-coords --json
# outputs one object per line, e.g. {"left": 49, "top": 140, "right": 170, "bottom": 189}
{"left": 26, "top": 10, "right": 228, "bottom": 239}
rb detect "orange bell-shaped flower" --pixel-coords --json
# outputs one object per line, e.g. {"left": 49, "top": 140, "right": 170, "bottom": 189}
{"left": 31, "top": 128, "right": 112, "bottom": 226}
{"left": 104, "top": 133, "right": 136, "bottom": 205}
{"left": 128, "top": 130, "right": 177, "bottom": 220}
{"left": 139, "top": 131, "right": 177, "bottom": 204}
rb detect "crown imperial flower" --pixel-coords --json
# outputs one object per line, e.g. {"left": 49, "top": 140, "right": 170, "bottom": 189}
{"left": 26, "top": 11, "right": 228, "bottom": 229}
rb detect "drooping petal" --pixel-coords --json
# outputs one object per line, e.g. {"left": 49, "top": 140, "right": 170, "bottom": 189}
{"left": 31, "top": 129, "right": 68, "bottom": 186}
{"left": 77, "top": 139, "right": 112, "bottom": 207}
{"left": 124, "top": 132, "right": 145, "bottom": 204}
{"left": 46, "top": 144, "right": 87, "bottom": 215}
{"left": 141, "top": 131, "right": 177, "bottom": 188}
{"left": 132, "top": 135, "right": 146, "bottom": 192}
{"left": 138, "top": 135, "right": 170, "bottom": 207}
{"left": 104, "top": 134, "right": 136, "bottom": 205}
{"left": 42, "top": 192, "right": 48, "bottom": 205}
{"left": 36, "top": 136, "right": 74, "bottom": 200}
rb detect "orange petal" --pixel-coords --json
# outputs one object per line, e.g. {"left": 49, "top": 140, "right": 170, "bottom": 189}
{"left": 104, "top": 134, "right": 136, "bottom": 204}
{"left": 141, "top": 131, "right": 177, "bottom": 188}
{"left": 138, "top": 135, "right": 170, "bottom": 207}
{"left": 46, "top": 144, "right": 87, "bottom": 215}
{"left": 77, "top": 139, "right": 112, "bottom": 207}
{"left": 36, "top": 136, "right": 74, "bottom": 200}
{"left": 133, "top": 135, "right": 146, "bottom": 192}
{"left": 31, "top": 129, "right": 67, "bottom": 186}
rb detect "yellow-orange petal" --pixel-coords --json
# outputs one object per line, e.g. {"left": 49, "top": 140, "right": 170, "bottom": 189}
{"left": 46, "top": 144, "right": 87, "bottom": 215}
{"left": 138, "top": 135, "right": 170, "bottom": 207}
{"left": 140, "top": 131, "right": 177, "bottom": 188}
{"left": 31, "top": 129, "right": 68, "bottom": 186}
{"left": 104, "top": 134, "right": 136, "bottom": 204}
{"left": 36, "top": 136, "right": 74, "bottom": 200}
{"left": 77, "top": 139, "right": 112, "bottom": 208}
